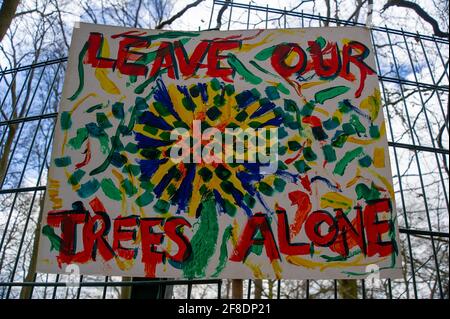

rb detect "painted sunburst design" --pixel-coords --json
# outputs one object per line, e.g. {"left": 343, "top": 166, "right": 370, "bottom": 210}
{"left": 133, "top": 78, "right": 295, "bottom": 217}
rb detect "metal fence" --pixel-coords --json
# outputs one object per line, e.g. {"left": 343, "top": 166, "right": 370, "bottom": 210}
{"left": 0, "top": 0, "right": 448, "bottom": 299}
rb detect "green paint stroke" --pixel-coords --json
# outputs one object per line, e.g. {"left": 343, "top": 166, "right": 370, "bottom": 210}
{"left": 42, "top": 225, "right": 61, "bottom": 252}
{"left": 333, "top": 147, "right": 364, "bottom": 176}
{"left": 212, "top": 225, "right": 233, "bottom": 277}
{"left": 254, "top": 45, "right": 277, "bottom": 61}
{"left": 101, "top": 178, "right": 122, "bottom": 201}
{"left": 77, "top": 178, "right": 100, "bottom": 198}
{"left": 54, "top": 156, "right": 71, "bottom": 167}
{"left": 228, "top": 53, "right": 262, "bottom": 85}
{"left": 68, "top": 128, "right": 88, "bottom": 150}
{"left": 60, "top": 112, "right": 72, "bottom": 130}
{"left": 183, "top": 197, "right": 219, "bottom": 278}
{"left": 315, "top": 86, "right": 350, "bottom": 104}
{"left": 68, "top": 169, "right": 85, "bottom": 185}
{"left": 68, "top": 42, "right": 88, "bottom": 101}
{"left": 320, "top": 249, "right": 361, "bottom": 262}
{"left": 249, "top": 60, "right": 281, "bottom": 79}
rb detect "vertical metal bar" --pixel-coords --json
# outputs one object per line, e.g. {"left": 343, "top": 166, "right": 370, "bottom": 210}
{"left": 76, "top": 275, "right": 84, "bottom": 299}
{"left": 265, "top": 4, "right": 268, "bottom": 29}
{"left": 276, "top": 280, "right": 281, "bottom": 299}
{"left": 334, "top": 280, "right": 337, "bottom": 299}
{"left": 187, "top": 281, "right": 192, "bottom": 299}
{"left": 247, "top": 280, "right": 251, "bottom": 298}
{"left": 227, "top": 0, "right": 233, "bottom": 30}
{"left": 432, "top": 35, "right": 450, "bottom": 80}
{"left": 361, "top": 280, "right": 366, "bottom": 299}
{"left": 388, "top": 279, "right": 393, "bottom": 299}
{"left": 246, "top": 2, "right": 251, "bottom": 30}
{"left": 102, "top": 277, "right": 109, "bottom": 299}
{"left": 52, "top": 274, "right": 60, "bottom": 299}
{"left": 283, "top": 7, "right": 287, "bottom": 28}
{"left": 305, "top": 280, "right": 309, "bottom": 299}
{"left": 208, "top": 0, "right": 216, "bottom": 29}
{"left": 217, "top": 280, "right": 222, "bottom": 299}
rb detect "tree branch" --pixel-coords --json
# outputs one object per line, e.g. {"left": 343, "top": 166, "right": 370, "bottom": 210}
{"left": 215, "top": 0, "right": 230, "bottom": 30}
{"left": 382, "top": 0, "right": 449, "bottom": 38}
{"left": 155, "top": 0, "right": 205, "bottom": 30}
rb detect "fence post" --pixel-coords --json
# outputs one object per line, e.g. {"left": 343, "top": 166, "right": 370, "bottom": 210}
{"left": 232, "top": 279, "right": 243, "bottom": 298}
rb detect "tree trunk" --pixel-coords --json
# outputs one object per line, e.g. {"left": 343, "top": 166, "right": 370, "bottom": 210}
{"left": 0, "top": 0, "right": 21, "bottom": 42}
{"left": 338, "top": 279, "right": 358, "bottom": 299}
{"left": 120, "top": 277, "right": 132, "bottom": 299}
{"left": 254, "top": 279, "right": 263, "bottom": 299}
{"left": 0, "top": 124, "right": 17, "bottom": 186}
{"left": 231, "top": 279, "right": 243, "bottom": 298}
{"left": 19, "top": 196, "right": 44, "bottom": 299}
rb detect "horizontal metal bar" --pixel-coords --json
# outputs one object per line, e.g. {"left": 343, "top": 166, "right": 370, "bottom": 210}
{"left": 0, "top": 58, "right": 67, "bottom": 76}
{"left": 0, "top": 112, "right": 57, "bottom": 127}
{"left": 0, "top": 185, "right": 46, "bottom": 195}
{"left": 380, "top": 76, "right": 449, "bottom": 92}
{"left": 213, "top": 0, "right": 449, "bottom": 44}
{"left": 388, "top": 142, "right": 450, "bottom": 155}
{"left": 399, "top": 227, "right": 449, "bottom": 238}
{"left": 0, "top": 279, "right": 221, "bottom": 287}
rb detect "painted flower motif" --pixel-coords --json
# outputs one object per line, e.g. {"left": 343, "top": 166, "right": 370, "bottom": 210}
{"left": 133, "top": 78, "right": 296, "bottom": 217}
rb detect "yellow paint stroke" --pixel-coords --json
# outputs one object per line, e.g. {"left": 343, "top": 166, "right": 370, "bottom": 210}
{"left": 320, "top": 192, "right": 352, "bottom": 211}
{"left": 367, "top": 167, "right": 395, "bottom": 199}
{"left": 244, "top": 260, "right": 265, "bottom": 279}
{"left": 95, "top": 68, "right": 121, "bottom": 95}
{"left": 61, "top": 93, "right": 97, "bottom": 155}
{"left": 93, "top": 36, "right": 120, "bottom": 95}
{"left": 346, "top": 167, "right": 363, "bottom": 188}
{"left": 112, "top": 168, "right": 126, "bottom": 214}
{"left": 301, "top": 80, "right": 326, "bottom": 90}
{"left": 115, "top": 256, "right": 135, "bottom": 271}
{"left": 278, "top": 29, "right": 304, "bottom": 35}
{"left": 230, "top": 219, "right": 264, "bottom": 278}
{"left": 347, "top": 122, "right": 385, "bottom": 145}
{"left": 314, "top": 107, "right": 330, "bottom": 117}
{"left": 286, "top": 254, "right": 388, "bottom": 271}
{"left": 231, "top": 219, "right": 240, "bottom": 245}
{"left": 188, "top": 171, "right": 202, "bottom": 218}
{"left": 169, "top": 85, "right": 193, "bottom": 123}
{"left": 373, "top": 147, "right": 385, "bottom": 168}
{"left": 347, "top": 136, "right": 374, "bottom": 145}
{"left": 48, "top": 178, "right": 62, "bottom": 209}
{"left": 271, "top": 260, "right": 282, "bottom": 279}
{"left": 65, "top": 168, "right": 80, "bottom": 192}
{"left": 332, "top": 109, "right": 343, "bottom": 123}
{"left": 360, "top": 88, "right": 381, "bottom": 120}
{"left": 123, "top": 153, "right": 139, "bottom": 216}
{"left": 241, "top": 33, "right": 274, "bottom": 52}
{"left": 164, "top": 239, "right": 173, "bottom": 272}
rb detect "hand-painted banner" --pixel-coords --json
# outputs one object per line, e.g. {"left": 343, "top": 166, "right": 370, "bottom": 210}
{"left": 37, "top": 22, "right": 402, "bottom": 279}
